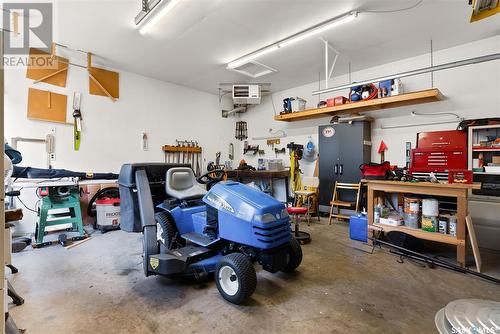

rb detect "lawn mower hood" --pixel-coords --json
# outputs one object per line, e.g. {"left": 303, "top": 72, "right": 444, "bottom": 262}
{"left": 203, "top": 181, "right": 291, "bottom": 249}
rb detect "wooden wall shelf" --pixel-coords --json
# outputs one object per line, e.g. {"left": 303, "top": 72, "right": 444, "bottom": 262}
{"left": 162, "top": 145, "right": 202, "bottom": 153}
{"left": 274, "top": 88, "right": 443, "bottom": 122}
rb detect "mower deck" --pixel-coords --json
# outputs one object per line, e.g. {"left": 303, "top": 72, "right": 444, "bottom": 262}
{"left": 149, "top": 245, "right": 213, "bottom": 276}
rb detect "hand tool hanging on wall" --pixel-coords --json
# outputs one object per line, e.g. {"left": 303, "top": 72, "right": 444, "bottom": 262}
{"left": 163, "top": 140, "right": 203, "bottom": 176}
{"left": 72, "top": 92, "right": 82, "bottom": 151}
{"left": 235, "top": 121, "right": 248, "bottom": 140}
{"left": 215, "top": 152, "right": 221, "bottom": 165}
{"left": 228, "top": 143, "right": 234, "bottom": 160}
{"left": 195, "top": 143, "right": 201, "bottom": 176}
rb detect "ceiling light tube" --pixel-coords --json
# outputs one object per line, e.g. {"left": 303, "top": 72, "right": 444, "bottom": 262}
{"left": 135, "top": 0, "right": 181, "bottom": 35}
{"left": 228, "top": 45, "right": 280, "bottom": 69}
{"left": 279, "top": 13, "right": 357, "bottom": 48}
{"left": 227, "top": 11, "right": 358, "bottom": 69}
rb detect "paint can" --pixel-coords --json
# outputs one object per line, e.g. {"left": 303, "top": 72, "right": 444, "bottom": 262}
{"left": 449, "top": 215, "right": 457, "bottom": 236}
{"left": 422, "top": 198, "right": 439, "bottom": 217}
{"left": 404, "top": 197, "right": 420, "bottom": 214}
{"left": 404, "top": 213, "right": 420, "bottom": 229}
{"left": 421, "top": 215, "right": 438, "bottom": 232}
{"left": 438, "top": 215, "right": 448, "bottom": 234}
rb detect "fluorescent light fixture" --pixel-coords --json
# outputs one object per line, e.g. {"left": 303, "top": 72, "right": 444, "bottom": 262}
{"left": 135, "top": 0, "right": 181, "bottom": 35}
{"left": 228, "top": 45, "right": 280, "bottom": 69}
{"left": 227, "top": 11, "right": 358, "bottom": 69}
{"left": 279, "top": 13, "right": 356, "bottom": 48}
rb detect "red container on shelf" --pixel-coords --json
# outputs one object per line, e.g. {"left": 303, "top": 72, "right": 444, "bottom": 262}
{"left": 334, "top": 96, "right": 348, "bottom": 106}
{"left": 326, "top": 98, "right": 335, "bottom": 107}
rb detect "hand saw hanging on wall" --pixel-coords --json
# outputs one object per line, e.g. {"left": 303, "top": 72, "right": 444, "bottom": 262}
{"left": 72, "top": 92, "right": 82, "bottom": 151}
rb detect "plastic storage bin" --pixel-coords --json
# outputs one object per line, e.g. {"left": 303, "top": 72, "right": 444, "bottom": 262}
{"left": 349, "top": 214, "right": 368, "bottom": 242}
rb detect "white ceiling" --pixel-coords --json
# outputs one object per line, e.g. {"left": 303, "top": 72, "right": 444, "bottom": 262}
{"left": 55, "top": 0, "right": 500, "bottom": 94}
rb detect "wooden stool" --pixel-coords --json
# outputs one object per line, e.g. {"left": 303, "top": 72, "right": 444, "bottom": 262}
{"left": 328, "top": 182, "right": 361, "bottom": 224}
{"left": 294, "top": 176, "right": 320, "bottom": 225}
{"left": 287, "top": 207, "right": 311, "bottom": 244}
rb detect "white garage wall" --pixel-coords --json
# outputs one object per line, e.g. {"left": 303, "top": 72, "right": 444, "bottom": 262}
{"left": 5, "top": 65, "right": 234, "bottom": 172}
{"left": 5, "top": 61, "right": 235, "bottom": 235}
{"left": 238, "top": 35, "right": 500, "bottom": 249}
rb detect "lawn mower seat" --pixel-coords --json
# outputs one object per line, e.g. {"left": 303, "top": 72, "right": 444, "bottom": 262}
{"left": 165, "top": 167, "right": 207, "bottom": 200}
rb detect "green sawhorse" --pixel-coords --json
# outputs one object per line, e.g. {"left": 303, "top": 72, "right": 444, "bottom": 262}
{"left": 35, "top": 185, "right": 87, "bottom": 247}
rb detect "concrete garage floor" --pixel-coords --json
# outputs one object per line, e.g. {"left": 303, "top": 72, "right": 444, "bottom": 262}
{"left": 8, "top": 220, "right": 500, "bottom": 334}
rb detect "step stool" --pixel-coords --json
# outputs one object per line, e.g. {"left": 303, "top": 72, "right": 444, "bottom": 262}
{"left": 36, "top": 185, "right": 85, "bottom": 245}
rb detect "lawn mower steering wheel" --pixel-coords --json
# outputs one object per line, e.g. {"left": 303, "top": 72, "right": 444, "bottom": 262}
{"left": 197, "top": 169, "right": 226, "bottom": 187}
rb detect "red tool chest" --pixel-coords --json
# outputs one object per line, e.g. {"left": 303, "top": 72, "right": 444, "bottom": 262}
{"left": 417, "top": 130, "right": 467, "bottom": 149}
{"left": 410, "top": 130, "right": 467, "bottom": 173}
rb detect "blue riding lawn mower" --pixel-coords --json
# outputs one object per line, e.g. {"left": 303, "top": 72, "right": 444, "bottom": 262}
{"left": 118, "top": 163, "right": 303, "bottom": 304}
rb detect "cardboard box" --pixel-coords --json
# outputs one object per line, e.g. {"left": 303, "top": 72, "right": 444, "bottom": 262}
{"left": 493, "top": 156, "right": 500, "bottom": 164}
{"left": 80, "top": 182, "right": 118, "bottom": 225}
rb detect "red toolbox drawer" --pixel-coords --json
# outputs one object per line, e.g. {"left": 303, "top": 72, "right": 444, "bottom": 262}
{"left": 410, "top": 148, "right": 467, "bottom": 173}
{"left": 417, "top": 130, "right": 467, "bottom": 149}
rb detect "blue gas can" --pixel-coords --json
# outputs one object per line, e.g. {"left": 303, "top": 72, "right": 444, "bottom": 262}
{"left": 349, "top": 214, "right": 368, "bottom": 242}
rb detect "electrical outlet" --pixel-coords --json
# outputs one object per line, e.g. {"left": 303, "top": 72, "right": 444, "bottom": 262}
{"left": 49, "top": 153, "right": 56, "bottom": 161}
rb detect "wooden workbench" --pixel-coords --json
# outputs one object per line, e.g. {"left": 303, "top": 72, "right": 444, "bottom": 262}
{"left": 226, "top": 169, "right": 290, "bottom": 202}
{"left": 366, "top": 180, "right": 481, "bottom": 267}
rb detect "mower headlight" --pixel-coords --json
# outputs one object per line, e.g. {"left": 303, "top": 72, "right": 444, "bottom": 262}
{"left": 280, "top": 208, "right": 289, "bottom": 219}
{"left": 254, "top": 213, "right": 276, "bottom": 223}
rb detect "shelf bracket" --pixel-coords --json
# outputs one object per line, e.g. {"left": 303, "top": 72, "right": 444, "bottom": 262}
{"left": 321, "top": 39, "right": 339, "bottom": 90}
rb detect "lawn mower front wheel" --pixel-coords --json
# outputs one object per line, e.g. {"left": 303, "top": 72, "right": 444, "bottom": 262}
{"left": 282, "top": 237, "right": 303, "bottom": 273}
{"left": 215, "top": 253, "right": 256, "bottom": 305}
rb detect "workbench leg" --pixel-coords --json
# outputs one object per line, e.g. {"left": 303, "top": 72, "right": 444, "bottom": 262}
{"left": 367, "top": 185, "right": 374, "bottom": 246}
{"left": 456, "top": 193, "right": 468, "bottom": 267}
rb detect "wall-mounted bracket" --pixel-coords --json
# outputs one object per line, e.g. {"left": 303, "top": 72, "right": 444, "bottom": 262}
{"left": 321, "top": 39, "right": 340, "bottom": 90}
{"left": 87, "top": 53, "right": 119, "bottom": 102}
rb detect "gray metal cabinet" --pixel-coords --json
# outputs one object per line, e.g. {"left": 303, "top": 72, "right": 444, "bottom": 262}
{"left": 318, "top": 122, "right": 371, "bottom": 211}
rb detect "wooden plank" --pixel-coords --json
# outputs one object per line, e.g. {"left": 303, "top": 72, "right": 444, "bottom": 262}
{"left": 367, "top": 184, "right": 374, "bottom": 246}
{"left": 65, "top": 237, "right": 92, "bottom": 250}
{"left": 162, "top": 145, "right": 202, "bottom": 153}
{"left": 366, "top": 180, "right": 481, "bottom": 190}
{"left": 226, "top": 169, "right": 290, "bottom": 178}
{"left": 274, "top": 89, "right": 443, "bottom": 122}
{"left": 5, "top": 209, "right": 23, "bottom": 223}
{"left": 466, "top": 215, "right": 482, "bottom": 273}
{"left": 33, "top": 67, "right": 68, "bottom": 84}
{"left": 27, "top": 88, "right": 68, "bottom": 124}
{"left": 26, "top": 48, "right": 69, "bottom": 87}
{"left": 456, "top": 193, "right": 467, "bottom": 267}
{"left": 89, "top": 72, "right": 117, "bottom": 102}
{"left": 372, "top": 223, "right": 463, "bottom": 245}
{"left": 87, "top": 52, "right": 119, "bottom": 100}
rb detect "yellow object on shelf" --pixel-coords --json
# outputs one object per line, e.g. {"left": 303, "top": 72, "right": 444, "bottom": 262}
{"left": 470, "top": 0, "right": 500, "bottom": 22}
